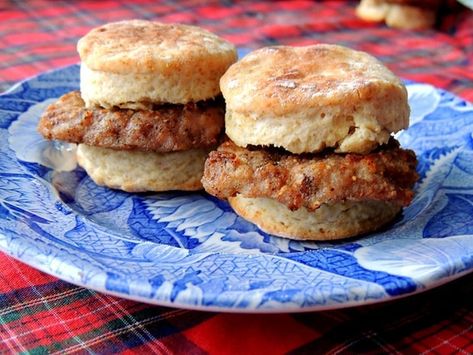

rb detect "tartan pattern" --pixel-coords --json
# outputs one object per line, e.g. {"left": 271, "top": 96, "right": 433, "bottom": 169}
{"left": 1, "top": 257, "right": 472, "bottom": 353}
{"left": 0, "top": 0, "right": 472, "bottom": 353}
{"left": 0, "top": 0, "right": 473, "bottom": 100}
{"left": 0, "top": 259, "right": 211, "bottom": 353}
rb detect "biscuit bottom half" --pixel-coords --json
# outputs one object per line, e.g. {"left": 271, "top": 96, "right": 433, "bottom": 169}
{"left": 77, "top": 144, "right": 208, "bottom": 192}
{"left": 228, "top": 195, "right": 401, "bottom": 241}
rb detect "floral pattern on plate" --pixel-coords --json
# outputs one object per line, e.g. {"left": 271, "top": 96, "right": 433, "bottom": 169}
{"left": 0, "top": 64, "right": 472, "bottom": 312}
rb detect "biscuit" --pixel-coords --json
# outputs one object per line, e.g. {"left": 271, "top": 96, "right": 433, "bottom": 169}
{"left": 229, "top": 195, "right": 401, "bottom": 241}
{"left": 220, "top": 45, "right": 409, "bottom": 154}
{"left": 356, "top": 0, "right": 439, "bottom": 29}
{"left": 77, "top": 144, "right": 208, "bottom": 192}
{"left": 385, "top": 5, "right": 437, "bottom": 29}
{"left": 78, "top": 20, "right": 237, "bottom": 108}
{"left": 356, "top": 0, "right": 390, "bottom": 21}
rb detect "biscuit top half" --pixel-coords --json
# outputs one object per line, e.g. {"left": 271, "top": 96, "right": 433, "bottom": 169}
{"left": 221, "top": 44, "right": 407, "bottom": 119}
{"left": 220, "top": 44, "right": 410, "bottom": 154}
{"left": 78, "top": 20, "right": 237, "bottom": 75}
{"left": 78, "top": 20, "right": 237, "bottom": 107}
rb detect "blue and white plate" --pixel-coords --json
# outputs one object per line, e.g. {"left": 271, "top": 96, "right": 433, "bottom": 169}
{"left": 0, "top": 65, "right": 472, "bottom": 313}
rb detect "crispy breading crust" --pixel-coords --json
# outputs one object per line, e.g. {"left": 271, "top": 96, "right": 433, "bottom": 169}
{"left": 38, "top": 91, "right": 224, "bottom": 152}
{"left": 202, "top": 139, "right": 418, "bottom": 211}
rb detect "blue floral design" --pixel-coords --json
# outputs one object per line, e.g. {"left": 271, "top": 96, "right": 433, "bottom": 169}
{"left": 0, "top": 65, "right": 472, "bottom": 312}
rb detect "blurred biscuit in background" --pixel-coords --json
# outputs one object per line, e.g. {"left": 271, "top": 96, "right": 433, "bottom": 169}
{"left": 356, "top": 0, "right": 444, "bottom": 29}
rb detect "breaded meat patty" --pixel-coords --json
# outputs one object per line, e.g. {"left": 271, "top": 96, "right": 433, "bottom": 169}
{"left": 202, "top": 139, "right": 418, "bottom": 211}
{"left": 38, "top": 91, "right": 224, "bottom": 152}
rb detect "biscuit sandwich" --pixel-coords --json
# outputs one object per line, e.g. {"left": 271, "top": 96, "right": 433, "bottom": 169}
{"left": 38, "top": 20, "right": 237, "bottom": 192}
{"left": 202, "top": 44, "right": 419, "bottom": 241}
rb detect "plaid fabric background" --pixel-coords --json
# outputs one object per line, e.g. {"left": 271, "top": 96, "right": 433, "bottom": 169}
{"left": 0, "top": 0, "right": 472, "bottom": 353}
{"left": 1, "top": 256, "right": 472, "bottom": 353}
{"left": 1, "top": 0, "right": 472, "bottom": 101}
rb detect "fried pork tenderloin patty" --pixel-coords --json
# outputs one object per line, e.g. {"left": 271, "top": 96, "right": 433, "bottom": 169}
{"left": 202, "top": 139, "right": 418, "bottom": 212}
{"left": 38, "top": 91, "right": 224, "bottom": 152}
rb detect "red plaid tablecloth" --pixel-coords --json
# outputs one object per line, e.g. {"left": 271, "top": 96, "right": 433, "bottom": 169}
{"left": 1, "top": 0, "right": 472, "bottom": 353}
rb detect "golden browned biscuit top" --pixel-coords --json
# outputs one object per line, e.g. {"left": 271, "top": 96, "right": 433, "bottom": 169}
{"left": 220, "top": 44, "right": 406, "bottom": 118}
{"left": 78, "top": 20, "right": 236, "bottom": 74}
